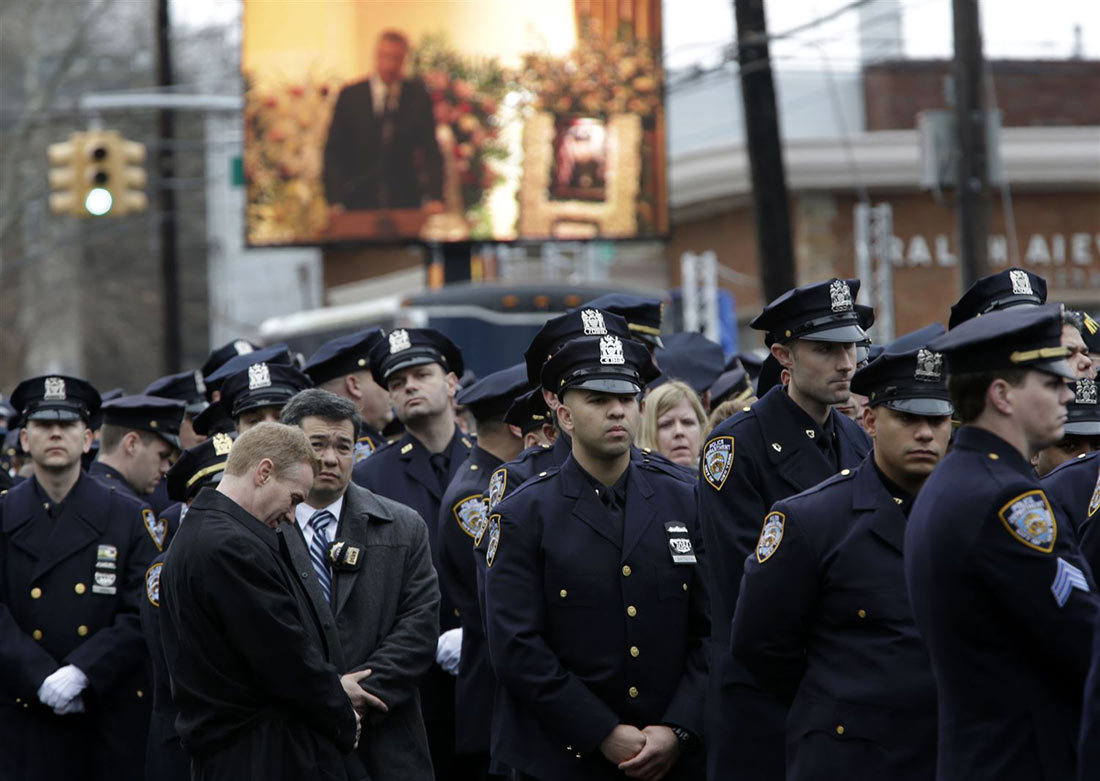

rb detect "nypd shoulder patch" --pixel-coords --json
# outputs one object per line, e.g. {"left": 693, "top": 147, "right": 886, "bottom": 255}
{"left": 354, "top": 435, "right": 377, "bottom": 463}
{"left": 145, "top": 562, "right": 163, "bottom": 607}
{"left": 485, "top": 514, "right": 501, "bottom": 568}
{"left": 1089, "top": 466, "right": 1100, "bottom": 519}
{"left": 998, "top": 490, "right": 1057, "bottom": 553}
{"left": 143, "top": 508, "right": 166, "bottom": 552}
{"left": 756, "top": 512, "right": 785, "bottom": 563}
{"left": 702, "top": 436, "right": 734, "bottom": 491}
{"left": 488, "top": 468, "right": 508, "bottom": 510}
{"left": 454, "top": 495, "right": 488, "bottom": 540}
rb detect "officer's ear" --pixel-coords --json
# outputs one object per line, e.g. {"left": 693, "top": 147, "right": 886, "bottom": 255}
{"left": 555, "top": 399, "right": 575, "bottom": 435}
{"left": 771, "top": 341, "right": 794, "bottom": 371}
{"left": 541, "top": 388, "right": 560, "bottom": 412}
{"left": 444, "top": 371, "right": 459, "bottom": 398}
{"left": 861, "top": 405, "right": 878, "bottom": 439}
{"left": 81, "top": 424, "right": 93, "bottom": 454}
{"left": 123, "top": 430, "right": 142, "bottom": 456}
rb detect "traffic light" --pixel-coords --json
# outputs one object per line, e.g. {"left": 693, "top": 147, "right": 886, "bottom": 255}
{"left": 47, "top": 130, "right": 148, "bottom": 217}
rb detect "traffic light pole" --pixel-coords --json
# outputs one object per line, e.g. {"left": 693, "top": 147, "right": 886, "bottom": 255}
{"left": 155, "top": 0, "right": 181, "bottom": 373}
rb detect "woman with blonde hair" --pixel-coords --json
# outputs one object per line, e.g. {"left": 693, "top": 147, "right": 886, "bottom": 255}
{"left": 638, "top": 379, "right": 709, "bottom": 469}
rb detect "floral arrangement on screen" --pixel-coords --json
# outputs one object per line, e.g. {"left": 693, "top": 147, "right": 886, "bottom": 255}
{"left": 243, "top": 72, "right": 338, "bottom": 244}
{"left": 412, "top": 32, "right": 510, "bottom": 237}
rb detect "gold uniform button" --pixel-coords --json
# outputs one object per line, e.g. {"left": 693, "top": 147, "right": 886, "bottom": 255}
{"left": 857, "top": 609, "right": 867, "bottom": 619}
{"left": 32, "top": 630, "right": 43, "bottom": 641}
{"left": 988, "top": 453, "right": 1000, "bottom": 460}
{"left": 627, "top": 605, "right": 637, "bottom": 617}
{"left": 137, "top": 690, "right": 144, "bottom": 698}
{"left": 15, "top": 698, "right": 21, "bottom": 704}
{"left": 682, "top": 582, "right": 688, "bottom": 592}
{"left": 628, "top": 686, "right": 639, "bottom": 698}
{"left": 453, "top": 608, "right": 460, "bottom": 618}
{"left": 565, "top": 745, "right": 572, "bottom": 752}
{"left": 630, "top": 646, "right": 640, "bottom": 658}
{"left": 560, "top": 589, "right": 568, "bottom": 598}
{"left": 575, "top": 753, "right": 582, "bottom": 759}
{"left": 74, "top": 583, "right": 86, "bottom": 595}
{"left": 840, "top": 469, "right": 851, "bottom": 476}
{"left": 836, "top": 725, "right": 845, "bottom": 735}
{"left": 77, "top": 625, "right": 88, "bottom": 637}
{"left": 30, "top": 587, "right": 42, "bottom": 599}
{"left": 622, "top": 565, "right": 632, "bottom": 577}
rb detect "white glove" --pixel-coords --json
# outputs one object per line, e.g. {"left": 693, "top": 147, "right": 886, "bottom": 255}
{"left": 435, "top": 628, "right": 463, "bottom": 676}
{"left": 53, "top": 695, "right": 86, "bottom": 715}
{"left": 37, "top": 665, "right": 89, "bottom": 711}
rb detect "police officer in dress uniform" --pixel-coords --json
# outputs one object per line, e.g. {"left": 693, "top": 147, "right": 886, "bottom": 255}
{"left": 141, "top": 433, "right": 235, "bottom": 781}
{"left": 579, "top": 294, "right": 666, "bottom": 356}
{"left": 947, "top": 266, "right": 1047, "bottom": 329}
{"left": 352, "top": 327, "right": 473, "bottom": 781}
{"left": 199, "top": 338, "right": 259, "bottom": 382}
{"left": 89, "top": 396, "right": 184, "bottom": 499}
{"left": 905, "top": 304, "right": 1100, "bottom": 780}
{"left": 484, "top": 334, "right": 708, "bottom": 781}
{"left": 437, "top": 364, "right": 528, "bottom": 778}
{"left": 0, "top": 376, "right": 158, "bottom": 781}
{"left": 142, "top": 371, "right": 210, "bottom": 514}
{"left": 1041, "top": 377, "right": 1100, "bottom": 576}
{"left": 731, "top": 325, "right": 952, "bottom": 780}
{"left": 697, "top": 278, "right": 871, "bottom": 780}
{"left": 217, "top": 361, "right": 313, "bottom": 431}
{"left": 304, "top": 328, "right": 394, "bottom": 462}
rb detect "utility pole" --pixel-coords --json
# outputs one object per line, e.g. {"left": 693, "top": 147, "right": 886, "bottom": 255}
{"left": 155, "top": 0, "right": 182, "bottom": 372}
{"left": 952, "top": 0, "right": 990, "bottom": 288}
{"left": 733, "top": 0, "right": 795, "bottom": 302}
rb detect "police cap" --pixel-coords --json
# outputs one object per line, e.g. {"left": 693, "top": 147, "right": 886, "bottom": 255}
{"left": 143, "top": 370, "right": 208, "bottom": 416}
{"left": 652, "top": 332, "right": 724, "bottom": 395}
{"left": 303, "top": 328, "right": 385, "bottom": 386}
{"left": 524, "top": 308, "right": 631, "bottom": 385}
{"left": 709, "top": 366, "right": 753, "bottom": 407}
{"left": 504, "top": 387, "right": 553, "bottom": 433}
{"left": 1064, "top": 378, "right": 1100, "bottom": 437}
{"left": 219, "top": 362, "right": 312, "bottom": 419}
{"left": 202, "top": 338, "right": 260, "bottom": 379}
{"left": 368, "top": 328, "right": 464, "bottom": 386}
{"left": 578, "top": 293, "right": 665, "bottom": 348}
{"left": 204, "top": 344, "right": 295, "bottom": 400}
{"left": 750, "top": 278, "right": 866, "bottom": 345}
{"left": 456, "top": 363, "right": 531, "bottom": 421}
{"left": 948, "top": 267, "right": 1047, "bottom": 329}
{"left": 929, "top": 303, "right": 1076, "bottom": 380}
{"left": 851, "top": 324, "right": 953, "bottom": 416}
{"left": 101, "top": 395, "right": 187, "bottom": 449}
{"left": 755, "top": 354, "right": 785, "bottom": 397}
{"left": 11, "top": 375, "right": 101, "bottom": 424}
{"left": 541, "top": 335, "right": 659, "bottom": 396}
{"left": 190, "top": 401, "right": 236, "bottom": 437}
{"left": 166, "top": 432, "right": 235, "bottom": 503}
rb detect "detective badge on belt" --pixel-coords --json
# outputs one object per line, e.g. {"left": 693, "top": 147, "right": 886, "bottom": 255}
{"left": 327, "top": 539, "right": 363, "bottom": 572}
{"left": 664, "top": 522, "right": 697, "bottom": 564}
{"left": 93, "top": 544, "right": 118, "bottom": 594}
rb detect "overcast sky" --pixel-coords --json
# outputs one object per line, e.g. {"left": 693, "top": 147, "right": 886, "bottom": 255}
{"left": 175, "top": 0, "right": 1100, "bottom": 71}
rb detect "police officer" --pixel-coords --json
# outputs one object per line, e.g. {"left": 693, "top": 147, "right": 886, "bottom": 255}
{"left": 0, "top": 375, "right": 158, "bottom": 781}
{"left": 484, "top": 334, "right": 707, "bottom": 780}
{"left": 140, "top": 433, "right": 234, "bottom": 781}
{"left": 1041, "top": 378, "right": 1100, "bottom": 575}
{"left": 142, "top": 371, "right": 210, "bottom": 514}
{"left": 580, "top": 293, "right": 666, "bottom": 354}
{"left": 201, "top": 343, "right": 296, "bottom": 404}
{"left": 304, "top": 328, "right": 394, "bottom": 461}
{"left": 731, "top": 325, "right": 952, "bottom": 780}
{"left": 352, "top": 327, "right": 473, "bottom": 780}
{"left": 652, "top": 332, "right": 724, "bottom": 408}
{"left": 437, "top": 364, "right": 528, "bottom": 777}
{"left": 905, "top": 304, "right": 1099, "bottom": 780}
{"left": 504, "top": 388, "right": 556, "bottom": 451}
{"left": 217, "top": 360, "right": 312, "bottom": 431}
{"left": 89, "top": 395, "right": 186, "bottom": 556}
{"left": 199, "top": 337, "right": 259, "bottom": 381}
{"left": 698, "top": 278, "right": 871, "bottom": 779}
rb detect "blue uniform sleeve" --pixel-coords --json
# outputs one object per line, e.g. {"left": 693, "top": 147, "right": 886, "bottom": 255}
{"left": 730, "top": 500, "right": 820, "bottom": 701}
{"left": 484, "top": 502, "right": 620, "bottom": 756}
{"left": 971, "top": 486, "right": 1100, "bottom": 696}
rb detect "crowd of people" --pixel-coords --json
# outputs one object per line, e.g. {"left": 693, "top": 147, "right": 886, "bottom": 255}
{"left": 1, "top": 268, "right": 1099, "bottom": 781}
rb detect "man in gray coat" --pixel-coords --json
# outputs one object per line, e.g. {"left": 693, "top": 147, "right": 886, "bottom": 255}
{"left": 282, "top": 389, "right": 440, "bottom": 780}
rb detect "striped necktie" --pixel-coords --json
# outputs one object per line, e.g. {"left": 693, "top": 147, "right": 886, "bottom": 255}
{"left": 307, "top": 510, "right": 335, "bottom": 605}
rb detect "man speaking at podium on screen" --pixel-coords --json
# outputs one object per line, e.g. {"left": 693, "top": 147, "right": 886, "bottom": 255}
{"left": 323, "top": 29, "right": 444, "bottom": 215}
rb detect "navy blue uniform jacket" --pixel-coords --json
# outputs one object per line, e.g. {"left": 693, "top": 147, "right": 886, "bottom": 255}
{"left": 438, "top": 444, "right": 501, "bottom": 754}
{"left": 484, "top": 455, "right": 709, "bottom": 780}
{"left": 1043, "top": 450, "right": 1100, "bottom": 577}
{"left": 697, "top": 385, "right": 870, "bottom": 778}
{"left": 732, "top": 453, "right": 936, "bottom": 780}
{"left": 905, "top": 426, "right": 1100, "bottom": 781}
{"left": 0, "top": 473, "right": 157, "bottom": 781}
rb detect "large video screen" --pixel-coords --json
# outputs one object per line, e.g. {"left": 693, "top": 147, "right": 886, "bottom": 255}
{"left": 242, "top": 0, "right": 666, "bottom": 245}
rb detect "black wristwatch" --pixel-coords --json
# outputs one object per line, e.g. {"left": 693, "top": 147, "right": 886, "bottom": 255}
{"left": 667, "top": 724, "right": 697, "bottom": 751}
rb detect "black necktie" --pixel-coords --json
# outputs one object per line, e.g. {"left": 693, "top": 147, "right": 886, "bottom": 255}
{"left": 430, "top": 452, "right": 450, "bottom": 493}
